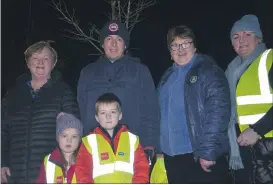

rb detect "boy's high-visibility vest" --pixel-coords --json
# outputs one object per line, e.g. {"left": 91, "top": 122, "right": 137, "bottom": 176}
{"left": 81, "top": 131, "right": 138, "bottom": 183}
{"left": 44, "top": 154, "right": 76, "bottom": 184}
{"left": 236, "top": 49, "right": 273, "bottom": 137}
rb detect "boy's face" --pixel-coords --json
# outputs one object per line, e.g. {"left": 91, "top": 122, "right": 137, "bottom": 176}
{"left": 95, "top": 102, "right": 122, "bottom": 131}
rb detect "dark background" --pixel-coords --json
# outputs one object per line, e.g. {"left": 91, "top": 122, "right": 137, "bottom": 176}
{"left": 2, "top": 0, "right": 273, "bottom": 97}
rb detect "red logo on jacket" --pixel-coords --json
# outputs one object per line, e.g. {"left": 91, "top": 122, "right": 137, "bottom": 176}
{"left": 101, "top": 152, "right": 109, "bottom": 160}
{"left": 56, "top": 176, "right": 63, "bottom": 183}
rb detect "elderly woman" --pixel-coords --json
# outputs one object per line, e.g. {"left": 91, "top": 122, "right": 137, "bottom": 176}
{"left": 226, "top": 14, "right": 273, "bottom": 183}
{"left": 1, "top": 41, "right": 80, "bottom": 183}
{"left": 157, "top": 25, "right": 231, "bottom": 183}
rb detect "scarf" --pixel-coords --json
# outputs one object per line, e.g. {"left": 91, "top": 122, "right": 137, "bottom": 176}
{"left": 225, "top": 43, "right": 267, "bottom": 170}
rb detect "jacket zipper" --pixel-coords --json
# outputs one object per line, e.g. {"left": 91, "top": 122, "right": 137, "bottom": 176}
{"left": 184, "top": 70, "right": 198, "bottom": 162}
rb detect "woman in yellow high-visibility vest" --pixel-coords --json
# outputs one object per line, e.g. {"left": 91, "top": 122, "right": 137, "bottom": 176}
{"left": 36, "top": 113, "right": 83, "bottom": 184}
{"left": 226, "top": 14, "right": 273, "bottom": 183}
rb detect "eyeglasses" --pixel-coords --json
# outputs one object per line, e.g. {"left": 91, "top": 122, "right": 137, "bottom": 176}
{"left": 170, "top": 41, "right": 193, "bottom": 51}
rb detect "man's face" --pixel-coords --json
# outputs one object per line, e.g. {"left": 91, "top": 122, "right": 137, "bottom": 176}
{"left": 103, "top": 35, "right": 125, "bottom": 60}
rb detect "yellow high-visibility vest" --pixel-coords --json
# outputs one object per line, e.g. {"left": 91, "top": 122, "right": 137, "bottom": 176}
{"left": 81, "top": 132, "right": 138, "bottom": 183}
{"left": 236, "top": 49, "right": 273, "bottom": 137}
{"left": 44, "top": 154, "right": 76, "bottom": 184}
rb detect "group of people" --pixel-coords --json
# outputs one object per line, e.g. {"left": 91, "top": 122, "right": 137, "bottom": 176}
{"left": 1, "top": 14, "right": 272, "bottom": 184}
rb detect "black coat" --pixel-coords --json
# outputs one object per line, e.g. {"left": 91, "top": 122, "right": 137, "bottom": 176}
{"left": 1, "top": 71, "right": 80, "bottom": 183}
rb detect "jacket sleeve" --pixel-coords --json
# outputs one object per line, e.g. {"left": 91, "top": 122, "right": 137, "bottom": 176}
{"left": 139, "top": 65, "right": 161, "bottom": 151}
{"left": 200, "top": 65, "right": 231, "bottom": 161}
{"left": 77, "top": 69, "right": 91, "bottom": 135}
{"left": 36, "top": 162, "right": 46, "bottom": 184}
{"left": 250, "top": 65, "right": 273, "bottom": 136}
{"left": 61, "top": 85, "right": 80, "bottom": 119}
{"left": 1, "top": 92, "right": 11, "bottom": 167}
{"left": 75, "top": 143, "right": 94, "bottom": 183}
{"left": 132, "top": 142, "right": 150, "bottom": 183}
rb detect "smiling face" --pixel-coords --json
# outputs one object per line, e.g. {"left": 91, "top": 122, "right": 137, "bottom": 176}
{"left": 95, "top": 102, "right": 122, "bottom": 131}
{"left": 26, "top": 47, "right": 56, "bottom": 80}
{"left": 231, "top": 31, "right": 261, "bottom": 58}
{"left": 58, "top": 128, "right": 81, "bottom": 154}
{"left": 170, "top": 37, "right": 196, "bottom": 66}
{"left": 103, "top": 35, "right": 125, "bottom": 60}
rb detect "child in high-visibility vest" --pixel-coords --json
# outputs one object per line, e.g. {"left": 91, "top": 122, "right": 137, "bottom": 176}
{"left": 75, "top": 93, "right": 150, "bottom": 183}
{"left": 36, "top": 113, "right": 83, "bottom": 184}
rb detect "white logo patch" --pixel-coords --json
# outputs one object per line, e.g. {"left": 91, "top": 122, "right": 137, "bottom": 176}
{"left": 109, "top": 23, "right": 119, "bottom": 32}
{"left": 190, "top": 76, "right": 197, "bottom": 83}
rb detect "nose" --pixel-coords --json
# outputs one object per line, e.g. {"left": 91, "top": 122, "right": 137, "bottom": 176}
{"left": 111, "top": 39, "right": 117, "bottom": 46}
{"left": 37, "top": 59, "right": 44, "bottom": 65}
{"left": 106, "top": 112, "right": 112, "bottom": 119}
{"left": 239, "top": 36, "right": 246, "bottom": 43}
{"left": 66, "top": 137, "right": 72, "bottom": 143}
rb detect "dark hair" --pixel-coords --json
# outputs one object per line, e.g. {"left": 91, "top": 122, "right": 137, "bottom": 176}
{"left": 95, "top": 93, "right": 122, "bottom": 114}
{"left": 167, "top": 25, "right": 196, "bottom": 50}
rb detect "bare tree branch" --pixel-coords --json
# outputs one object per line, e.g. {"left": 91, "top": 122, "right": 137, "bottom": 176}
{"left": 50, "top": 0, "right": 157, "bottom": 54}
{"left": 51, "top": 0, "right": 103, "bottom": 54}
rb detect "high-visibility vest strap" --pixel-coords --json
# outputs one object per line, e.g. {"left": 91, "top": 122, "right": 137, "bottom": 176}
{"left": 44, "top": 154, "right": 73, "bottom": 183}
{"left": 85, "top": 131, "right": 137, "bottom": 182}
{"left": 236, "top": 49, "right": 273, "bottom": 137}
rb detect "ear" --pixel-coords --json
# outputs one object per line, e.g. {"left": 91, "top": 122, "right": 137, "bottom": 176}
{"left": 118, "top": 112, "right": 123, "bottom": 121}
{"left": 95, "top": 115, "right": 99, "bottom": 123}
{"left": 102, "top": 44, "right": 104, "bottom": 48}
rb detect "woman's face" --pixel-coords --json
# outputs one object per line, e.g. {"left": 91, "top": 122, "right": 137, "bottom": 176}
{"left": 58, "top": 128, "right": 81, "bottom": 154}
{"left": 27, "top": 47, "right": 56, "bottom": 80}
{"left": 170, "top": 37, "right": 196, "bottom": 66}
{"left": 231, "top": 31, "right": 260, "bottom": 58}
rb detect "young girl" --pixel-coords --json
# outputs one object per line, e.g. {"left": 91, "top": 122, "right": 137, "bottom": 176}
{"left": 36, "top": 113, "right": 83, "bottom": 184}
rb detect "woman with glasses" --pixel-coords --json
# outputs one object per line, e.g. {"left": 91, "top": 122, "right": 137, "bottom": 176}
{"left": 157, "top": 25, "right": 231, "bottom": 183}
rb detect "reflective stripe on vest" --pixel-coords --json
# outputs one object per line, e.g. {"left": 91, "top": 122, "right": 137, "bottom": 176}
{"left": 45, "top": 154, "right": 76, "bottom": 183}
{"left": 237, "top": 49, "right": 272, "bottom": 108}
{"left": 236, "top": 49, "right": 273, "bottom": 138}
{"left": 237, "top": 49, "right": 273, "bottom": 125}
{"left": 45, "top": 154, "right": 56, "bottom": 183}
{"left": 87, "top": 132, "right": 137, "bottom": 178}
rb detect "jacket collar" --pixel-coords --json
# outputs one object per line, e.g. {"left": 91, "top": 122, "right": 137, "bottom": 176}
{"left": 48, "top": 147, "right": 63, "bottom": 167}
{"left": 93, "top": 124, "right": 128, "bottom": 142}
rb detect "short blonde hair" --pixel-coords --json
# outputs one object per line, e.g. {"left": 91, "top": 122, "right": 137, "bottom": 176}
{"left": 95, "top": 93, "right": 122, "bottom": 115}
{"left": 24, "top": 40, "right": 58, "bottom": 63}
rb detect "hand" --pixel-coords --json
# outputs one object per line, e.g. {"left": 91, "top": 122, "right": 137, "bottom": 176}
{"left": 143, "top": 146, "right": 155, "bottom": 165}
{"left": 56, "top": 112, "right": 65, "bottom": 120}
{"left": 156, "top": 154, "right": 163, "bottom": 159}
{"left": 199, "top": 159, "right": 216, "bottom": 172}
{"left": 1, "top": 167, "right": 11, "bottom": 183}
{"left": 237, "top": 128, "right": 260, "bottom": 146}
{"left": 143, "top": 146, "right": 155, "bottom": 157}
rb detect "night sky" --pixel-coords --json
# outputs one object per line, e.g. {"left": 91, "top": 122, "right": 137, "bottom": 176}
{"left": 2, "top": 0, "right": 273, "bottom": 96}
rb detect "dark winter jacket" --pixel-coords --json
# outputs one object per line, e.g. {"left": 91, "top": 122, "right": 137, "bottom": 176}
{"left": 77, "top": 55, "right": 160, "bottom": 150}
{"left": 1, "top": 71, "right": 80, "bottom": 183}
{"left": 251, "top": 64, "right": 273, "bottom": 183}
{"left": 157, "top": 54, "right": 231, "bottom": 161}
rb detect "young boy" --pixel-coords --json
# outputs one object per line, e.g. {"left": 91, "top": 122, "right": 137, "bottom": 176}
{"left": 75, "top": 93, "right": 150, "bottom": 183}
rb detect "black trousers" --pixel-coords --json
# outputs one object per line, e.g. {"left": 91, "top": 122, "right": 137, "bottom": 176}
{"left": 164, "top": 153, "right": 230, "bottom": 184}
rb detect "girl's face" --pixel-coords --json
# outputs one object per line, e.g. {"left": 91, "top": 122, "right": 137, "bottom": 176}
{"left": 58, "top": 128, "right": 81, "bottom": 153}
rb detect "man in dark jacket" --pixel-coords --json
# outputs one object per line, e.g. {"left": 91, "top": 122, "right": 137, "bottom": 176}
{"left": 77, "top": 20, "right": 160, "bottom": 160}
